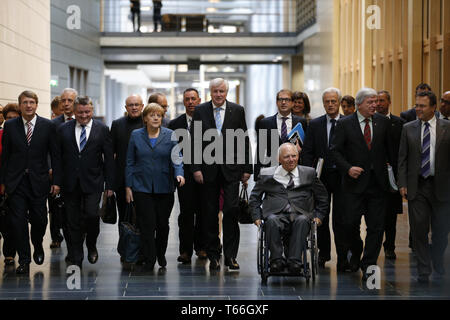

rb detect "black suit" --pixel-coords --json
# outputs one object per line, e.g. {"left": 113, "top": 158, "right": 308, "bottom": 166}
{"left": 48, "top": 115, "right": 73, "bottom": 244}
{"left": 302, "top": 114, "right": 346, "bottom": 264}
{"left": 383, "top": 114, "right": 405, "bottom": 252}
{"left": 331, "top": 112, "right": 392, "bottom": 271}
{"left": 0, "top": 116, "right": 61, "bottom": 265}
{"left": 254, "top": 114, "right": 307, "bottom": 180}
{"left": 57, "top": 119, "right": 114, "bottom": 265}
{"left": 169, "top": 114, "right": 205, "bottom": 257}
{"left": 400, "top": 108, "right": 417, "bottom": 123}
{"left": 110, "top": 115, "right": 143, "bottom": 230}
{"left": 190, "top": 100, "right": 253, "bottom": 261}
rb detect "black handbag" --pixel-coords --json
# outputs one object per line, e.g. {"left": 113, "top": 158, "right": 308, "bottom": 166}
{"left": 238, "top": 186, "right": 253, "bottom": 224}
{"left": 117, "top": 202, "right": 141, "bottom": 263}
{"left": 0, "top": 194, "right": 9, "bottom": 234}
{"left": 100, "top": 193, "right": 117, "bottom": 224}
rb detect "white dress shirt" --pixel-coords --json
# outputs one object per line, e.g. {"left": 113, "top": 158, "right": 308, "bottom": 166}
{"left": 22, "top": 115, "right": 37, "bottom": 136}
{"left": 421, "top": 116, "right": 436, "bottom": 176}
{"left": 357, "top": 111, "right": 373, "bottom": 140}
{"left": 276, "top": 113, "right": 293, "bottom": 138}
{"left": 75, "top": 119, "right": 93, "bottom": 151}
{"left": 273, "top": 165, "right": 300, "bottom": 188}
{"left": 185, "top": 114, "right": 192, "bottom": 129}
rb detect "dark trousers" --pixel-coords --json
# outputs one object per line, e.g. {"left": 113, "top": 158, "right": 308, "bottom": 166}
{"left": 134, "top": 192, "right": 174, "bottom": 266}
{"left": 48, "top": 195, "right": 64, "bottom": 243}
{"left": 318, "top": 169, "right": 346, "bottom": 262}
{"left": 409, "top": 177, "right": 450, "bottom": 276}
{"left": 64, "top": 183, "right": 101, "bottom": 265}
{"left": 8, "top": 174, "right": 48, "bottom": 265}
{"left": 383, "top": 192, "right": 402, "bottom": 251}
{"left": 1, "top": 209, "right": 17, "bottom": 258}
{"left": 200, "top": 171, "right": 240, "bottom": 260}
{"left": 177, "top": 177, "right": 204, "bottom": 256}
{"left": 344, "top": 173, "right": 387, "bottom": 271}
{"left": 266, "top": 213, "right": 310, "bottom": 264}
{"left": 131, "top": 10, "right": 141, "bottom": 32}
{"left": 115, "top": 186, "right": 127, "bottom": 232}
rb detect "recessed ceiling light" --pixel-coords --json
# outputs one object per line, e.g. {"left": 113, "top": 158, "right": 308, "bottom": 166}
{"left": 206, "top": 7, "right": 217, "bottom": 13}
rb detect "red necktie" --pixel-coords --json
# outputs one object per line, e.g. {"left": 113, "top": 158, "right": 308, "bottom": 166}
{"left": 364, "top": 118, "right": 371, "bottom": 150}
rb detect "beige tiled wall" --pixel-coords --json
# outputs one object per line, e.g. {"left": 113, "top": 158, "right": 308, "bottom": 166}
{"left": 0, "top": 0, "right": 51, "bottom": 118}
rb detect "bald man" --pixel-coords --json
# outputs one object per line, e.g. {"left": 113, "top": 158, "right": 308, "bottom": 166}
{"left": 110, "top": 95, "right": 144, "bottom": 261}
{"left": 439, "top": 91, "right": 450, "bottom": 120}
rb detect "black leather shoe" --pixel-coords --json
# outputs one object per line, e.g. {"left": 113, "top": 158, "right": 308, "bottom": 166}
{"left": 270, "top": 259, "right": 285, "bottom": 273}
{"left": 158, "top": 255, "right": 167, "bottom": 267}
{"left": 33, "top": 246, "right": 44, "bottom": 265}
{"left": 224, "top": 257, "right": 240, "bottom": 270}
{"left": 196, "top": 250, "right": 208, "bottom": 260}
{"left": 177, "top": 253, "right": 191, "bottom": 264}
{"left": 16, "top": 263, "right": 30, "bottom": 275}
{"left": 4, "top": 257, "right": 15, "bottom": 266}
{"left": 87, "top": 247, "right": 98, "bottom": 264}
{"left": 50, "top": 241, "right": 61, "bottom": 249}
{"left": 385, "top": 249, "right": 397, "bottom": 260}
{"left": 209, "top": 258, "right": 220, "bottom": 270}
{"left": 287, "top": 262, "right": 302, "bottom": 274}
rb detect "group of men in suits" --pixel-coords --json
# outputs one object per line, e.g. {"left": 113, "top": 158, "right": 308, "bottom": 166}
{"left": 0, "top": 89, "right": 114, "bottom": 274}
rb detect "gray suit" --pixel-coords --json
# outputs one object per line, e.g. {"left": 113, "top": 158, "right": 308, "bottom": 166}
{"left": 398, "top": 117, "right": 450, "bottom": 276}
{"left": 249, "top": 165, "right": 328, "bottom": 263}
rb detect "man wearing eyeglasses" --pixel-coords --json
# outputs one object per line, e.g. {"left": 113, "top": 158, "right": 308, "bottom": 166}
{"left": 110, "top": 95, "right": 144, "bottom": 259}
{"left": 148, "top": 93, "right": 170, "bottom": 127}
{"left": 254, "top": 90, "right": 307, "bottom": 180}
{"left": 439, "top": 91, "right": 450, "bottom": 121}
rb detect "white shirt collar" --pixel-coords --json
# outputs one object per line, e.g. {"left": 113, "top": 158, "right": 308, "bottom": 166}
{"left": 64, "top": 114, "right": 74, "bottom": 121}
{"left": 277, "top": 112, "right": 292, "bottom": 120}
{"left": 326, "top": 114, "right": 340, "bottom": 122}
{"left": 212, "top": 101, "right": 226, "bottom": 110}
{"left": 275, "top": 165, "right": 299, "bottom": 178}
{"left": 76, "top": 119, "right": 93, "bottom": 128}
{"left": 357, "top": 111, "right": 371, "bottom": 122}
{"left": 22, "top": 115, "right": 37, "bottom": 126}
{"left": 186, "top": 114, "right": 192, "bottom": 123}
{"left": 422, "top": 115, "right": 436, "bottom": 127}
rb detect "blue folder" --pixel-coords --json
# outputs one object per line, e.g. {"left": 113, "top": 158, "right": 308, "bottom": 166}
{"left": 287, "top": 122, "right": 305, "bottom": 145}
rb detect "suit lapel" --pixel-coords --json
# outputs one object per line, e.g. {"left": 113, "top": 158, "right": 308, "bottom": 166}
{"left": 221, "top": 101, "right": 233, "bottom": 133}
{"left": 15, "top": 117, "right": 28, "bottom": 147}
{"left": 371, "top": 115, "right": 379, "bottom": 147}
{"left": 141, "top": 128, "right": 154, "bottom": 150}
{"left": 154, "top": 128, "right": 167, "bottom": 148}
{"left": 81, "top": 120, "right": 96, "bottom": 152}
{"left": 350, "top": 113, "right": 368, "bottom": 149}
{"left": 70, "top": 121, "right": 79, "bottom": 152}
{"left": 29, "top": 116, "right": 42, "bottom": 148}
{"left": 435, "top": 119, "right": 446, "bottom": 152}
{"left": 207, "top": 102, "right": 216, "bottom": 129}
{"left": 320, "top": 115, "right": 328, "bottom": 147}
{"left": 413, "top": 120, "right": 422, "bottom": 154}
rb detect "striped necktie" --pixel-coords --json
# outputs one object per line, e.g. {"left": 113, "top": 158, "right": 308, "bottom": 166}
{"left": 215, "top": 107, "right": 222, "bottom": 134}
{"left": 421, "top": 122, "right": 431, "bottom": 178}
{"left": 80, "top": 125, "right": 87, "bottom": 151}
{"left": 26, "top": 121, "right": 33, "bottom": 145}
{"left": 281, "top": 117, "right": 288, "bottom": 143}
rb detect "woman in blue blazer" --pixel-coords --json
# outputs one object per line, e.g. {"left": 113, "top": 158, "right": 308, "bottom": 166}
{"left": 125, "top": 103, "right": 184, "bottom": 269}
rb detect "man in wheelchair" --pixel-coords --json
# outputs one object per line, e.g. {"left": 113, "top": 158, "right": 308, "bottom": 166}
{"left": 249, "top": 143, "right": 329, "bottom": 273}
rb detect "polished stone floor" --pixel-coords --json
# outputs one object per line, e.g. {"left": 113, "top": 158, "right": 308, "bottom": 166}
{"left": 0, "top": 199, "right": 449, "bottom": 300}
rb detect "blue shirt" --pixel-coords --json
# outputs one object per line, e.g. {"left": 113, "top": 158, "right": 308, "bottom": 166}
{"left": 149, "top": 137, "right": 157, "bottom": 148}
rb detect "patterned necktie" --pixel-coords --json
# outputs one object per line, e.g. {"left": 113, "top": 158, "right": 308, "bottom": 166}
{"left": 287, "top": 172, "right": 295, "bottom": 189}
{"left": 281, "top": 117, "right": 288, "bottom": 143}
{"left": 26, "top": 121, "right": 33, "bottom": 145}
{"left": 215, "top": 107, "right": 222, "bottom": 134}
{"left": 364, "top": 118, "right": 371, "bottom": 150}
{"left": 421, "top": 122, "right": 431, "bottom": 178}
{"left": 187, "top": 119, "right": 191, "bottom": 131}
{"left": 329, "top": 118, "right": 336, "bottom": 146}
{"left": 80, "top": 125, "right": 86, "bottom": 151}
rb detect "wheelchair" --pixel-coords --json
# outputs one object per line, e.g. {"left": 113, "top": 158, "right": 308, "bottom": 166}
{"left": 257, "top": 218, "right": 318, "bottom": 285}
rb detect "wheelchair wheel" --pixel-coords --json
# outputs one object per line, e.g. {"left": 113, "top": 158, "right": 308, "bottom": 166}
{"left": 257, "top": 224, "right": 263, "bottom": 275}
{"left": 311, "top": 221, "right": 319, "bottom": 282}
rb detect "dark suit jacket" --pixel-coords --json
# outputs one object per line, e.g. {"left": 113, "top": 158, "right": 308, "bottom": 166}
{"left": 330, "top": 112, "right": 392, "bottom": 194}
{"left": 249, "top": 165, "right": 329, "bottom": 222}
{"left": 0, "top": 116, "right": 61, "bottom": 196}
{"left": 125, "top": 127, "right": 183, "bottom": 194}
{"left": 254, "top": 113, "right": 307, "bottom": 179}
{"left": 110, "top": 116, "right": 143, "bottom": 189}
{"left": 398, "top": 118, "right": 450, "bottom": 202}
{"left": 190, "top": 100, "right": 253, "bottom": 182}
{"left": 169, "top": 113, "right": 193, "bottom": 180}
{"left": 400, "top": 108, "right": 417, "bottom": 123}
{"left": 57, "top": 119, "right": 115, "bottom": 194}
{"left": 301, "top": 114, "right": 343, "bottom": 168}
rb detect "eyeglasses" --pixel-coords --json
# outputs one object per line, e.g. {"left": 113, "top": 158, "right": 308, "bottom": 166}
{"left": 277, "top": 98, "right": 292, "bottom": 103}
{"left": 441, "top": 99, "right": 450, "bottom": 105}
{"left": 126, "top": 103, "right": 142, "bottom": 107}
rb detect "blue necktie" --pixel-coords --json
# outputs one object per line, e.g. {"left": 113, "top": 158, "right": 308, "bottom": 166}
{"left": 80, "top": 125, "right": 86, "bottom": 151}
{"left": 281, "top": 117, "right": 288, "bottom": 142}
{"left": 215, "top": 107, "right": 222, "bottom": 134}
{"left": 421, "top": 122, "right": 430, "bottom": 178}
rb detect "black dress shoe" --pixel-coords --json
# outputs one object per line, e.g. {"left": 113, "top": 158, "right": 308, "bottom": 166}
{"left": 287, "top": 261, "right": 302, "bottom": 274}
{"left": 224, "top": 257, "right": 240, "bottom": 270}
{"left": 177, "top": 253, "right": 191, "bottom": 264}
{"left": 196, "top": 250, "right": 208, "bottom": 260}
{"left": 4, "top": 257, "right": 15, "bottom": 266}
{"left": 270, "top": 259, "right": 285, "bottom": 273}
{"left": 209, "top": 258, "right": 220, "bottom": 270}
{"left": 87, "top": 247, "right": 98, "bottom": 264}
{"left": 385, "top": 249, "right": 397, "bottom": 260}
{"left": 16, "top": 264, "right": 30, "bottom": 275}
{"left": 33, "top": 246, "right": 44, "bottom": 265}
{"left": 157, "top": 255, "right": 167, "bottom": 267}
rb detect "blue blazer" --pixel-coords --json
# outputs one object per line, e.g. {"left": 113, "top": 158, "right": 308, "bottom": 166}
{"left": 125, "top": 127, "right": 183, "bottom": 194}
